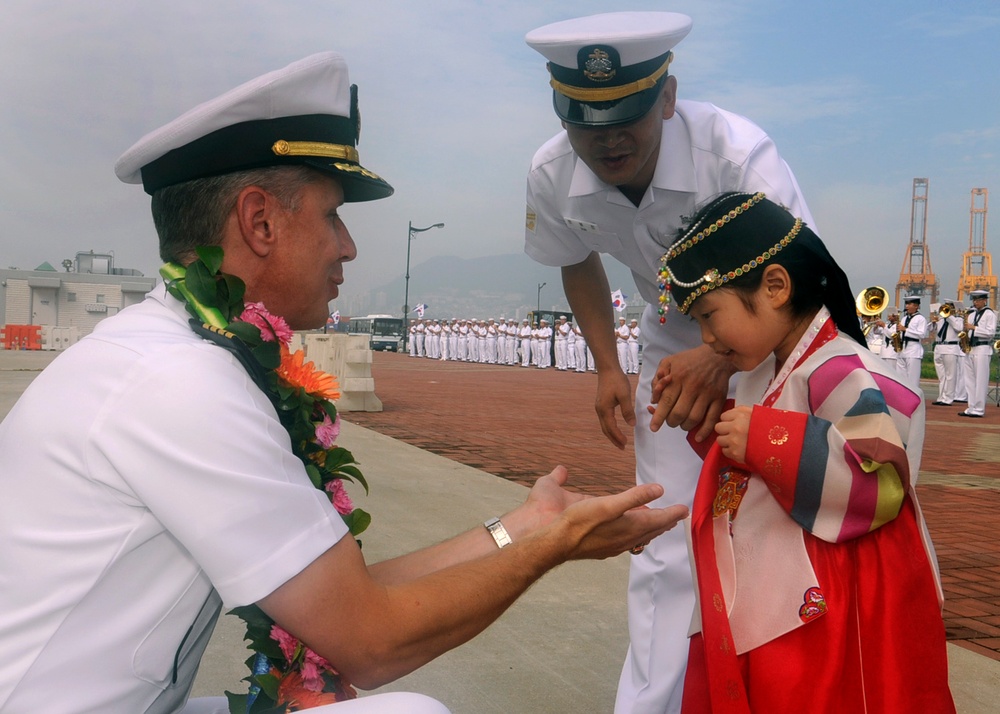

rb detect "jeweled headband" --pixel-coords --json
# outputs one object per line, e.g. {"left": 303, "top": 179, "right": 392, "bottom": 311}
{"left": 656, "top": 192, "right": 803, "bottom": 318}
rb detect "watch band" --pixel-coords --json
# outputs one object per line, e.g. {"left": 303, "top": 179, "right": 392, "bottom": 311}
{"left": 484, "top": 517, "right": 512, "bottom": 549}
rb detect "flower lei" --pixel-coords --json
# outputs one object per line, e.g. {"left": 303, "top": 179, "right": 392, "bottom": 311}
{"left": 159, "top": 246, "right": 370, "bottom": 714}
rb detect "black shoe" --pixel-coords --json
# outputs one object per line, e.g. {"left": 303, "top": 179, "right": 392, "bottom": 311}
{"left": 932, "top": 401, "right": 950, "bottom": 406}
{"left": 955, "top": 399, "right": 968, "bottom": 403}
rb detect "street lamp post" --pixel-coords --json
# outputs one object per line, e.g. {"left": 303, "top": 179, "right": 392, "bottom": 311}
{"left": 536, "top": 282, "right": 546, "bottom": 320}
{"left": 403, "top": 221, "right": 445, "bottom": 351}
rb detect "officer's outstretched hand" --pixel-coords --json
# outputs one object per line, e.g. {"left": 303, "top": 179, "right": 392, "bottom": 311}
{"left": 595, "top": 367, "right": 635, "bottom": 450}
{"left": 518, "top": 466, "right": 688, "bottom": 561}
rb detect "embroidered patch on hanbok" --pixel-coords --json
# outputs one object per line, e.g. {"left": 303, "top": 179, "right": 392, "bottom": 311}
{"left": 798, "top": 586, "right": 828, "bottom": 622}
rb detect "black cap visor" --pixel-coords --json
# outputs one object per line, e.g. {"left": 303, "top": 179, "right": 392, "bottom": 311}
{"left": 554, "top": 81, "right": 664, "bottom": 127}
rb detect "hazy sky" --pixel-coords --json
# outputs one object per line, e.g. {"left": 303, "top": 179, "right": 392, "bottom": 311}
{"left": 3, "top": 0, "right": 1000, "bottom": 307}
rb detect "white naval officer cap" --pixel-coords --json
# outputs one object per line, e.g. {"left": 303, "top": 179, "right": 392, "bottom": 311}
{"left": 903, "top": 295, "right": 921, "bottom": 304}
{"left": 115, "top": 52, "right": 392, "bottom": 202}
{"left": 970, "top": 289, "right": 989, "bottom": 299}
{"left": 525, "top": 12, "right": 692, "bottom": 127}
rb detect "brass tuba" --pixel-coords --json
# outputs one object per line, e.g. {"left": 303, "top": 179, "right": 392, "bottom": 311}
{"left": 856, "top": 287, "right": 889, "bottom": 338}
{"left": 856, "top": 286, "right": 889, "bottom": 317}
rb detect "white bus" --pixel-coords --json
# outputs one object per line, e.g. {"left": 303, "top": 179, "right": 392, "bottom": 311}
{"left": 348, "top": 314, "right": 405, "bottom": 352}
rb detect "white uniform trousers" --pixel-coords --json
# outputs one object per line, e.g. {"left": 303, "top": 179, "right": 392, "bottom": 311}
{"left": 574, "top": 340, "right": 588, "bottom": 372}
{"left": 521, "top": 338, "right": 531, "bottom": 366}
{"left": 896, "top": 353, "right": 922, "bottom": 387}
{"left": 554, "top": 338, "right": 568, "bottom": 369}
{"left": 183, "top": 693, "right": 450, "bottom": 713}
{"left": 538, "top": 339, "right": 552, "bottom": 368}
{"left": 617, "top": 341, "right": 629, "bottom": 373}
{"left": 627, "top": 342, "right": 640, "bottom": 374}
{"left": 955, "top": 352, "right": 969, "bottom": 400}
{"left": 933, "top": 344, "right": 961, "bottom": 403}
{"left": 963, "top": 346, "right": 993, "bottom": 415}
{"left": 614, "top": 308, "right": 699, "bottom": 714}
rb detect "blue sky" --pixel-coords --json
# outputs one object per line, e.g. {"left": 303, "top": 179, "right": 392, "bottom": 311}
{"left": 2, "top": 0, "right": 999, "bottom": 309}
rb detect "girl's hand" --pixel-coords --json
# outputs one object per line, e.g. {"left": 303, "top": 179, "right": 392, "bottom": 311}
{"left": 715, "top": 406, "right": 752, "bottom": 463}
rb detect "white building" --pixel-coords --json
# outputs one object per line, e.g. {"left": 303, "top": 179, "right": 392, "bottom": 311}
{"left": 1, "top": 252, "right": 155, "bottom": 347}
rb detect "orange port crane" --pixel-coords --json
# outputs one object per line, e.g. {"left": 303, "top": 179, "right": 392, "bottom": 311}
{"left": 895, "top": 177, "right": 939, "bottom": 306}
{"left": 956, "top": 188, "right": 997, "bottom": 308}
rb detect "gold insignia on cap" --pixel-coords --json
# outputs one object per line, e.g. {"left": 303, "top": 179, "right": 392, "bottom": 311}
{"left": 583, "top": 48, "right": 616, "bottom": 82}
{"left": 272, "top": 140, "right": 359, "bottom": 163}
{"left": 550, "top": 53, "right": 672, "bottom": 102}
{"left": 332, "top": 162, "right": 381, "bottom": 180}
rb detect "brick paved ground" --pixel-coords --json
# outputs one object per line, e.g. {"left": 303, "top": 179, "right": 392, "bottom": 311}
{"left": 345, "top": 351, "right": 1000, "bottom": 661}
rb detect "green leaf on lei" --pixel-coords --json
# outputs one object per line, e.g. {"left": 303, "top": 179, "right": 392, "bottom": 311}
{"left": 251, "top": 339, "right": 282, "bottom": 370}
{"left": 184, "top": 259, "right": 219, "bottom": 307}
{"left": 195, "top": 245, "right": 225, "bottom": 276}
{"left": 343, "top": 507, "right": 371, "bottom": 536}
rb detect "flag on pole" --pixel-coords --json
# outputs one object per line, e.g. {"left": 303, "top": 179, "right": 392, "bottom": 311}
{"left": 329, "top": 310, "right": 341, "bottom": 325}
{"left": 413, "top": 303, "right": 428, "bottom": 318}
{"left": 611, "top": 289, "right": 628, "bottom": 312}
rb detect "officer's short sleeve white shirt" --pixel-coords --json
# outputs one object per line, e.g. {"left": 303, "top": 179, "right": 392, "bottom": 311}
{"left": 0, "top": 286, "right": 349, "bottom": 712}
{"left": 525, "top": 100, "right": 815, "bottom": 307}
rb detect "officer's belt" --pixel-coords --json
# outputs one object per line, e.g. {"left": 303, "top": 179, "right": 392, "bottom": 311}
{"left": 903, "top": 337, "right": 920, "bottom": 343}
{"left": 936, "top": 341, "right": 959, "bottom": 345}
{"left": 971, "top": 338, "right": 992, "bottom": 346}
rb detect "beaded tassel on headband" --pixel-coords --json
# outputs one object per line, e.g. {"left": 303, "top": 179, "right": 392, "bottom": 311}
{"left": 656, "top": 192, "right": 803, "bottom": 319}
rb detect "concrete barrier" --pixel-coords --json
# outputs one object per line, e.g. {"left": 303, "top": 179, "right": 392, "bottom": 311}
{"left": 297, "top": 332, "right": 383, "bottom": 413}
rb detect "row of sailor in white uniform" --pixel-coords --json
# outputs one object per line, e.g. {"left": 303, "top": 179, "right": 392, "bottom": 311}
{"left": 406, "top": 315, "right": 638, "bottom": 372}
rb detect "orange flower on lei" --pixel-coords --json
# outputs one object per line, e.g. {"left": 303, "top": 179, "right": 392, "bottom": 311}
{"left": 276, "top": 346, "right": 341, "bottom": 401}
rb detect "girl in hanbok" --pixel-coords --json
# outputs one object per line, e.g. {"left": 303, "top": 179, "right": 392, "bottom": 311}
{"left": 653, "top": 192, "right": 954, "bottom": 713}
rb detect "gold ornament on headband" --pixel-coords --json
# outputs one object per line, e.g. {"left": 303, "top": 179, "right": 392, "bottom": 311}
{"left": 655, "top": 192, "right": 803, "bottom": 319}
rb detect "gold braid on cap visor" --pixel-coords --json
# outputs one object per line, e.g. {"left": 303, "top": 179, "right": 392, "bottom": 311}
{"left": 656, "top": 192, "right": 803, "bottom": 319}
{"left": 272, "top": 140, "right": 359, "bottom": 163}
{"left": 549, "top": 54, "right": 672, "bottom": 102}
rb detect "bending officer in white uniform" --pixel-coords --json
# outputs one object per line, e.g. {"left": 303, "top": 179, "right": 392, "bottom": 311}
{"left": 524, "top": 13, "right": 814, "bottom": 713}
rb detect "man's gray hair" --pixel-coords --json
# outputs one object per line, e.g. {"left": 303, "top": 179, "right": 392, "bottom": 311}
{"left": 150, "top": 165, "right": 322, "bottom": 263}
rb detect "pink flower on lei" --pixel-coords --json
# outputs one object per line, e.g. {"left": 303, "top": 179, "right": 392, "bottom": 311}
{"left": 271, "top": 624, "right": 300, "bottom": 662}
{"left": 269, "top": 624, "right": 336, "bottom": 693}
{"left": 237, "top": 302, "right": 294, "bottom": 345}
{"left": 315, "top": 413, "right": 341, "bottom": 449}
{"left": 325, "top": 478, "right": 354, "bottom": 515}
{"left": 300, "top": 648, "right": 334, "bottom": 692}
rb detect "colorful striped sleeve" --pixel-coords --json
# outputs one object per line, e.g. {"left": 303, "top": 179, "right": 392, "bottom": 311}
{"left": 744, "top": 354, "right": 918, "bottom": 543}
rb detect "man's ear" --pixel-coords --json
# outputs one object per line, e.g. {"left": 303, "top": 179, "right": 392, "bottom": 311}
{"left": 661, "top": 75, "right": 678, "bottom": 120}
{"left": 762, "top": 264, "right": 793, "bottom": 307}
{"left": 234, "top": 186, "right": 276, "bottom": 257}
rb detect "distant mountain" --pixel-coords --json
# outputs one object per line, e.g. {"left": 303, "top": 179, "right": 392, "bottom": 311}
{"left": 337, "top": 253, "right": 645, "bottom": 321}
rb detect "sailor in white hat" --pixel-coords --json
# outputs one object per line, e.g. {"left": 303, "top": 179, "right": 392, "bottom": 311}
{"left": 523, "top": 12, "right": 817, "bottom": 713}
{"left": 930, "top": 299, "right": 965, "bottom": 405}
{"left": 897, "top": 295, "right": 928, "bottom": 386}
{"left": 960, "top": 289, "right": 996, "bottom": 417}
